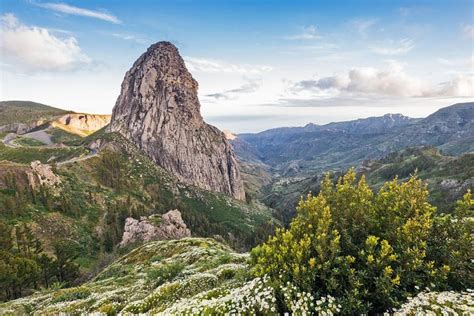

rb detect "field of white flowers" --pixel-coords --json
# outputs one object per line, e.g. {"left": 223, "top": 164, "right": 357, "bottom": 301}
{"left": 393, "top": 290, "right": 473, "bottom": 315}
{"left": 0, "top": 237, "right": 472, "bottom": 315}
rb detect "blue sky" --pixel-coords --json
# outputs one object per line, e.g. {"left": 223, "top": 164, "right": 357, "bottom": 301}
{"left": 1, "top": 0, "right": 473, "bottom": 132}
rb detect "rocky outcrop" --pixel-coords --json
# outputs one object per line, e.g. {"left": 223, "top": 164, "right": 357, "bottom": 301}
{"left": 0, "top": 121, "right": 46, "bottom": 135}
{"left": 108, "top": 41, "right": 245, "bottom": 200}
{"left": 53, "top": 114, "right": 111, "bottom": 136}
{"left": 119, "top": 210, "right": 191, "bottom": 246}
{"left": 27, "top": 161, "right": 61, "bottom": 189}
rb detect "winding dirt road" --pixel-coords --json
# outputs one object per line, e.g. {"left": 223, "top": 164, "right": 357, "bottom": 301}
{"left": 2, "top": 129, "right": 98, "bottom": 165}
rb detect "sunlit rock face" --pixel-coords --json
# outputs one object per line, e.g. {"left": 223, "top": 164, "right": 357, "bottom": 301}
{"left": 53, "top": 113, "right": 111, "bottom": 135}
{"left": 109, "top": 41, "right": 245, "bottom": 200}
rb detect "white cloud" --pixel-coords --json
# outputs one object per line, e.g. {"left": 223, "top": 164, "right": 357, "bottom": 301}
{"left": 185, "top": 57, "right": 272, "bottom": 74}
{"left": 37, "top": 2, "right": 121, "bottom": 24}
{"left": 351, "top": 18, "right": 377, "bottom": 37}
{"left": 435, "top": 75, "right": 474, "bottom": 97}
{"left": 371, "top": 39, "right": 414, "bottom": 55}
{"left": 291, "top": 61, "right": 474, "bottom": 97}
{"left": 437, "top": 56, "right": 474, "bottom": 69}
{"left": 462, "top": 24, "right": 474, "bottom": 39}
{"left": 205, "top": 78, "right": 261, "bottom": 100}
{"left": 0, "top": 13, "right": 90, "bottom": 71}
{"left": 285, "top": 25, "right": 321, "bottom": 40}
{"left": 111, "top": 33, "right": 148, "bottom": 44}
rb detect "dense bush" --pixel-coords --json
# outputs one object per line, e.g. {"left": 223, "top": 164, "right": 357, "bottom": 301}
{"left": 251, "top": 169, "right": 473, "bottom": 314}
{"left": 0, "top": 222, "right": 80, "bottom": 301}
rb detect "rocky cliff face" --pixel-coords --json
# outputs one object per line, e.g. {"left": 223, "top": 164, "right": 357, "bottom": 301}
{"left": 53, "top": 113, "right": 111, "bottom": 136}
{"left": 26, "top": 161, "right": 61, "bottom": 191}
{"left": 109, "top": 41, "right": 245, "bottom": 200}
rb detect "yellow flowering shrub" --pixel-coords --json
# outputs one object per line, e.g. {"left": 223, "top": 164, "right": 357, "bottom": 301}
{"left": 251, "top": 169, "right": 472, "bottom": 314}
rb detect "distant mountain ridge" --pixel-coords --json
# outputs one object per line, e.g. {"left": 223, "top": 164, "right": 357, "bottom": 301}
{"left": 242, "top": 112, "right": 417, "bottom": 138}
{"left": 234, "top": 102, "right": 474, "bottom": 175}
{"left": 323, "top": 113, "right": 419, "bottom": 134}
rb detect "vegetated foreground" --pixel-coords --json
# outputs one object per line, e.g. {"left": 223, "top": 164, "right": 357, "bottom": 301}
{"left": 1, "top": 171, "right": 472, "bottom": 315}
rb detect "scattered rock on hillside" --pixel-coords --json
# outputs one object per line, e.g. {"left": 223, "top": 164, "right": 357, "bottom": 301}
{"left": 108, "top": 41, "right": 245, "bottom": 200}
{"left": 120, "top": 209, "right": 191, "bottom": 247}
{"left": 440, "top": 178, "right": 474, "bottom": 199}
{"left": 27, "top": 161, "right": 61, "bottom": 189}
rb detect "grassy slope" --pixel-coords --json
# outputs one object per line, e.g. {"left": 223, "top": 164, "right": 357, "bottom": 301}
{"left": 260, "top": 147, "right": 473, "bottom": 223}
{"left": 0, "top": 101, "right": 70, "bottom": 126}
{"left": 0, "top": 238, "right": 251, "bottom": 314}
{"left": 362, "top": 147, "right": 474, "bottom": 211}
{"left": 13, "top": 137, "right": 46, "bottom": 147}
{"left": 46, "top": 127, "right": 83, "bottom": 144}
{"left": 238, "top": 160, "right": 273, "bottom": 201}
{"left": 0, "top": 142, "right": 89, "bottom": 164}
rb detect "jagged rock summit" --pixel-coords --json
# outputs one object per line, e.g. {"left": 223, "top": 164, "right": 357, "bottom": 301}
{"left": 109, "top": 41, "right": 245, "bottom": 200}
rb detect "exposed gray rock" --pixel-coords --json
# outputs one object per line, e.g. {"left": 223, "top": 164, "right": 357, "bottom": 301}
{"left": 0, "top": 121, "right": 45, "bottom": 135}
{"left": 109, "top": 41, "right": 245, "bottom": 200}
{"left": 27, "top": 161, "right": 61, "bottom": 189}
{"left": 120, "top": 209, "right": 191, "bottom": 246}
{"left": 439, "top": 178, "right": 474, "bottom": 199}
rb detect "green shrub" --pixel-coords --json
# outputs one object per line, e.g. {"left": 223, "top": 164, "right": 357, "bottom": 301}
{"left": 14, "top": 137, "right": 46, "bottom": 147}
{"left": 95, "top": 264, "right": 133, "bottom": 281}
{"left": 51, "top": 287, "right": 91, "bottom": 303}
{"left": 97, "top": 301, "right": 123, "bottom": 316}
{"left": 427, "top": 191, "right": 474, "bottom": 289}
{"left": 146, "top": 261, "right": 185, "bottom": 287}
{"left": 251, "top": 169, "right": 473, "bottom": 314}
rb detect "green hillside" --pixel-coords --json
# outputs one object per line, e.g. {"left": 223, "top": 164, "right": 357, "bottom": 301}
{"left": 235, "top": 102, "right": 474, "bottom": 177}
{"left": 362, "top": 147, "right": 474, "bottom": 212}
{"left": 0, "top": 101, "right": 70, "bottom": 126}
{"left": 0, "top": 130, "right": 274, "bottom": 283}
{"left": 260, "top": 147, "right": 473, "bottom": 223}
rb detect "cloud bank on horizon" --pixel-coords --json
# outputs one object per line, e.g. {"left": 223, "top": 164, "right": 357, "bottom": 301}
{"left": 0, "top": 0, "right": 473, "bottom": 132}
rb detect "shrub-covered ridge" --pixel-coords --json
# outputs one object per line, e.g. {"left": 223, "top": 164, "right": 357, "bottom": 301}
{"left": 0, "top": 238, "right": 251, "bottom": 314}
